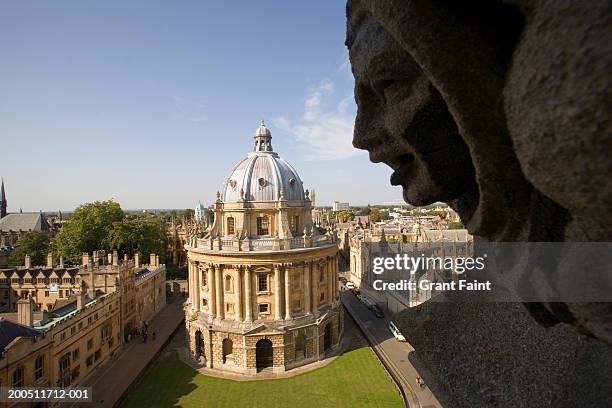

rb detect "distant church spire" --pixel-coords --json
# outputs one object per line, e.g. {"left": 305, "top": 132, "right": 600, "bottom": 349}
{"left": 0, "top": 178, "right": 6, "bottom": 219}
{"left": 253, "top": 119, "right": 274, "bottom": 153}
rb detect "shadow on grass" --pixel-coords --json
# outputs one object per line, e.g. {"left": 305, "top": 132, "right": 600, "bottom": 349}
{"left": 122, "top": 346, "right": 403, "bottom": 408}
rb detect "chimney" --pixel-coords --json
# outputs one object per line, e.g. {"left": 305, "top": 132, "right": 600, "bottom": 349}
{"left": 46, "top": 252, "right": 53, "bottom": 268}
{"left": 59, "top": 256, "right": 64, "bottom": 267}
{"left": 24, "top": 255, "right": 31, "bottom": 269}
{"left": 77, "top": 283, "right": 87, "bottom": 310}
{"left": 150, "top": 253, "right": 156, "bottom": 267}
{"left": 135, "top": 253, "right": 140, "bottom": 268}
{"left": 82, "top": 252, "right": 89, "bottom": 267}
{"left": 17, "top": 297, "right": 34, "bottom": 327}
{"left": 107, "top": 253, "right": 113, "bottom": 265}
{"left": 156, "top": 254, "right": 160, "bottom": 267}
{"left": 112, "top": 251, "right": 118, "bottom": 266}
{"left": 88, "top": 268, "right": 95, "bottom": 298}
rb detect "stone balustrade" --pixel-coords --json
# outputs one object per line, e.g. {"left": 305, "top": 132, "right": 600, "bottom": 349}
{"left": 194, "top": 233, "right": 336, "bottom": 252}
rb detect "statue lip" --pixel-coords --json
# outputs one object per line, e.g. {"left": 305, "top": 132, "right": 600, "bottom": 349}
{"left": 390, "top": 163, "right": 412, "bottom": 186}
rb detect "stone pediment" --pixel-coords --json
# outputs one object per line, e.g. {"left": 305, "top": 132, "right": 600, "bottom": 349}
{"left": 243, "top": 324, "right": 285, "bottom": 336}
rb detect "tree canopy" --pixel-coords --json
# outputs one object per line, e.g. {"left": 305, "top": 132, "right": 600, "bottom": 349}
{"left": 53, "top": 200, "right": 123, "bottom": 263}
{"left": 108, "top": 218, "right": 167, "bottom": 262}
{"left": 8, "top": 231, "right": 51, "bottom": 267}
{"left": 370, "top": 208, "right": 390, "bottom": 223}
{"left": 53, "top": 200, "right": 167, "bottom": 264}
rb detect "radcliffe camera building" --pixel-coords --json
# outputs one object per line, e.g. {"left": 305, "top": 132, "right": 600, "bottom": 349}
{"left": 185, "top": 120, "right": 342, "bottom": 374}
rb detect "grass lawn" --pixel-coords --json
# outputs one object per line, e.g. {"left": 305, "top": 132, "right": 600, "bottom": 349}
{"left": 123, "top": 347, "right": 403, "bottom": 408}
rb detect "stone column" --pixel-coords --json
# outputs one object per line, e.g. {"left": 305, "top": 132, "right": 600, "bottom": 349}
{"left": 194, "top": 262, "right": 201, "bottom": 312}
{"left": 327, "top": 257, "right": 333, "bottom": 303}
{"left": 274, "top": 264, "right": 283, "bottom": 320}
{"left": 284, "top": 265, "right": 292, "bottom": 320}
{"left": 236, "top": 267, "right": 243, "bottom": 321}
{"left": 216, "top": 264, "right": 224, "bottom": 319}
{"left": 188, "top": 261, "right": 194, "bottom": 306}
{"left": 208, "top": 264, "right": 216, "bottom": 319}
{"left": 244, "top": 266, "right": 253, "bottom": 322}
{"left": 333, "top": 255, "right": 338, "bottom": 298}
{"left": 304, "top": 261, "right": 312, "bottom": 314}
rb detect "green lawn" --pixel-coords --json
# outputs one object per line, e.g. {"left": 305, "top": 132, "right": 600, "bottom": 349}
{"left": 123, "top": 347, "right": 403, "bottom": 408}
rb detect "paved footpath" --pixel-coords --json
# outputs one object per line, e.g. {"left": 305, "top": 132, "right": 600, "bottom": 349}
{"left": 73, "top": 298, "right": 185, "bottom": 408}
{"left": 342, "top": 291, "right": 447, "bottom": 408}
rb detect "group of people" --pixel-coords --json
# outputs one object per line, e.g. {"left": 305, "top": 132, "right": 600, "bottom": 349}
{"left": 125, "top": 321, "right": 156, "bottom": 343}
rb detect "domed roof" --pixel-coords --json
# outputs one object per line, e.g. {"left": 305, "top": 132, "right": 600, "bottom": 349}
{"left": 223, "top": 120, "right": 305, "bottom": 202}
{"left": 254, "top": 120, "right": 271, "bottom": 137}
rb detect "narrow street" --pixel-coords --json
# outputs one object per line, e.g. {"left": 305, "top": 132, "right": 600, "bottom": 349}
{"left": 341, "top": 291, "right": 447, "bottom": 408}
{"left": 73, "top": 296, "right": 185, "bottom": 408}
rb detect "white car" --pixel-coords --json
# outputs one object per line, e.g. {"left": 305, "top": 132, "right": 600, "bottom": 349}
{"left": 389, "top": 321, "right": 406, "bottom": 342}
{"left": 345, "top": 281, "right": 355, "bottom": 290}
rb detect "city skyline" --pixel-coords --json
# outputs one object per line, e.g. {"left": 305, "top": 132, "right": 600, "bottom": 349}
{"left": 0, "top": 1, "right": 402, "bottom": 211}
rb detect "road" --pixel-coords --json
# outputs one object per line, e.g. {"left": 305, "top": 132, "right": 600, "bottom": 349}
{"left": 73, "top": 297, "right": 185, "bottom": 408}
{"left": 341, "top": 291, "right": 445, "bottom": 408}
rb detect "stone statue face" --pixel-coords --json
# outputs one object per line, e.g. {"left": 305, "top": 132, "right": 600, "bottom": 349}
{"left": 345, "top": 0, "right": 612, "bottom": 344}
{"left": 346, "top": 6, "right": 478, "bottom": 213}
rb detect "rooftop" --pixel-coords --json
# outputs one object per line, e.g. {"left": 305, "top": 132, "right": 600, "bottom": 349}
{"left": 0, "top": 213, "right": 50, "bottom": 232}
{"left": 0, "top": 317, "right": 41, "bottom": 353}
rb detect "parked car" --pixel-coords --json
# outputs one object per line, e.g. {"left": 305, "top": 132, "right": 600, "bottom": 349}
{"left": 372, "top": 305, "right": 385, "bottom": 319}
{"left": 345, "top": 281, "right": 355, "bottom": 290}
{"left": 389, "top": 321, "right": 406, "bottom": 342}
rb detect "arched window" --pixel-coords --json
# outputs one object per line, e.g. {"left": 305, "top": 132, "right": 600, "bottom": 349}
{"left": 227, "top": 217, "right": 235, "bottom": 236}
{"left": 222, "top": 338, "right": 233, "bottom": 364}
{"left": 295, "top": 333, "right": 306, "bottom": 360}
{"left": 290, "top": 215, "right": 299, "bottom": 233}
{"left": 224, "top": 275, "right": 233, "bottom": 292}
{"left": 257, "top": 216, "right": 269, "bottom": 235}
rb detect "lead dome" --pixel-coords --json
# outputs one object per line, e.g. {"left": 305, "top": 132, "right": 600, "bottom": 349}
{"left": 223, "top": 120, "right": 305, "bottom": 202}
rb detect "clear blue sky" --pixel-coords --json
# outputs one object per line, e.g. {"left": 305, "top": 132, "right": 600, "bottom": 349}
{"left": 0, "top": 1, "right": 402, "bottom": 211}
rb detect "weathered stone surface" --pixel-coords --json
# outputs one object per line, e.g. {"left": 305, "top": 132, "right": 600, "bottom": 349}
{"left": 346, "top": 0, "right": 612, "bottom": 406}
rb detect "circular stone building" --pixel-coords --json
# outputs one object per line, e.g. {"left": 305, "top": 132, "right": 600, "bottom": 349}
{"left": 185, "top": 120, "right": 342, "bottom": 374}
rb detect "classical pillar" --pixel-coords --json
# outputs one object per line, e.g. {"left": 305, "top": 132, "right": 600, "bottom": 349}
{"left": 274, "top": 264, "right": 283, "bottom": 320}
{"left": 244, "top": 266, "right": 253, "bottom": 322}
{"left": 194, "top": 262, "right": 201, "bottom": 311}
{"left": 327, "top": 257, "right": 333, "bottom": 303}
{"left": 333, "top": 255, "right": 338, "bottom": 298}
{"left": 304, "top": 261, "right": 312, "bottom": 314}
{"left": 208, "top": 264, "right": 216, "bottom": 319}
{"left": 236, "top": 267, "right": 243, "bottom": 321}
{"left": 284, "top": 265, "right": 292, "bottom": 320}
{"left": 215, "top": 265, "right": 224, "bottom": 319}
{"left": 189, "top": 260, "right": 195, "bottom": 307}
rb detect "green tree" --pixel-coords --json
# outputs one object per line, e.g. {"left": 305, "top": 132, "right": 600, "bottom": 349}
{"left": 9, "top": 231, "right": 51, "bottom": 267}
{"left": 449, "top": 222, "right": 465, "bottom": 230}
{"left": 108, "top": 218, "right": 167, "bottom": 262}
{"left": 53, "top": 200, "right": 124, "bottom": 263}
{"left": 358, "top": 205, "right": 372, "bottom": 216}
{"left": 336, "top": 210, "right": 355, "bottom": 223}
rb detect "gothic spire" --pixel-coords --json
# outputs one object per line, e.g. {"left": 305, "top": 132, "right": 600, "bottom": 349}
{"left": 0, "top": 178, "right": 6, "bottom": 219}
